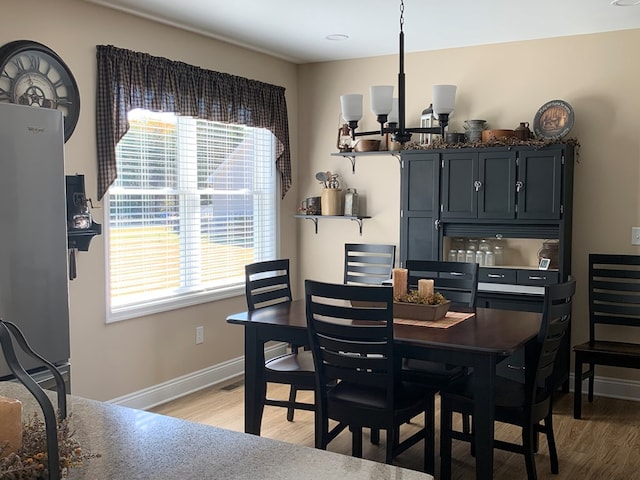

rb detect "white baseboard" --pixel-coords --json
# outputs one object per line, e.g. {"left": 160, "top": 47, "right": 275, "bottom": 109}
{"left": 110, "top": 347, "right": 640, "bottom": 410}
{"left": 109, "top": 343, "right": 287, "bottom": 410}
{"left": 572, "top": 373, "right": 640, "bottom": 402}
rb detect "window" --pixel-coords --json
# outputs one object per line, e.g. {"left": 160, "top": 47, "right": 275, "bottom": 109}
{"left": 106, "top": 109, "right": 277, "bottom": 322}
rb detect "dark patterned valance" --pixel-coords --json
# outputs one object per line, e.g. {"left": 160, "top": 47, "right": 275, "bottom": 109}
{"left": 95, "top": 44, "right": 291, "bottom": 199}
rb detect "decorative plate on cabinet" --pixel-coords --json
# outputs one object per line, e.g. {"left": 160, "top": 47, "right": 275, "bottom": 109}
{"left": 533, "top": 100, "right": 574, "bottom": 140}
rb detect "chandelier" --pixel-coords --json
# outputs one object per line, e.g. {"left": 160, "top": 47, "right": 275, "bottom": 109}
{"left": 339, "top": 0, "right": 456, "bottom": 145}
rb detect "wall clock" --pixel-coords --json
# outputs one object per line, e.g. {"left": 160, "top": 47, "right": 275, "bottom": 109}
{"left": 0, "top": 40, "right": 80, "bottom": 142}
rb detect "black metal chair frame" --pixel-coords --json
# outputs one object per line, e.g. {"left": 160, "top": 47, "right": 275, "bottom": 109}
{"left": 305, "top": 280, "right": 436, "bottom": 474}
{"left": 245, "top": 259, "right": 315, "bottom": 424}
{"left": 343, "top": 243, "right": 396, "bottom": 286}
{"left": 0, "top": 319, "right": 68, "bottom": 480}
{"left": 439, "top": 278, "right": 576, "bottom": 480}
{"left": 573, "top": 254, "right": 640, "bottom": 419}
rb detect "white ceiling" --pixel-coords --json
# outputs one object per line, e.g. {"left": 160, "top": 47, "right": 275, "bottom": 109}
{"left": 86, "top": 0, "right": 640, "bottom": 64}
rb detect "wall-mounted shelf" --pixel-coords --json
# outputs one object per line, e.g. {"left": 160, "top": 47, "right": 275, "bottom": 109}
{"left": 295, "top": 214, "right": 371, "bottom": 236}
{"left": 67, "top": 223, "right": 102, "bottom": 252}
{"left": 330, "top": 151, "right": 401, "bottom": 173}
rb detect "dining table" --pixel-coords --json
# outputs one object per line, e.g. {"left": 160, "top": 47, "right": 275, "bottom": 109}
{"left": 226, "top": 299, "right": 542, "bottom": 480}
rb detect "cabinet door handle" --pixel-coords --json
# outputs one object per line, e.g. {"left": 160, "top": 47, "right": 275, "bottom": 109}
{"left": 487, "top": 273, "right": 505, "bottom": 278}
{"left": 474, "top": 180, "right": 482, "bottom": 192}
{"left": 516, "top": 180, "right": 524, "bottom": 192}
{"left": 507, "top": 364, "right": 525, "bottom": 370}
{"left": 528, "top": 275, "right": 546, "bottom": 280}
{"left": 450, "top": 272, "right": 464, "bottom": 276}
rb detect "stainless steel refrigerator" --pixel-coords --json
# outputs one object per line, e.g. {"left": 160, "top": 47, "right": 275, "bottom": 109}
{"left": 0, "top": 103, "right": 70, "bottom": 389}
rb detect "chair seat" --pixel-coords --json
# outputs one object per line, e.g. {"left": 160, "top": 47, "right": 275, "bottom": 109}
{"left": 574, "top": 340, "right": 640, "bottom": 358}
{"left": 328, "top": 380, "right": 435, "bottom": 413}
{"left": 402, "top": 359, "right": 465, "bottom": 387}
{"left": 265, "top": 349, "right": 315, "bottom": 373}
{"left": 442, "top": 373, "right": 550, "bottom": 411}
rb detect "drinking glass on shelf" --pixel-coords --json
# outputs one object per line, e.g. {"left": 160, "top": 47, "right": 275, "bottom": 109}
{"left": 493, "top": 245, "right": 504, "bottom": 266}
{"left": 448, "top": 250, "right": 458, "bottom": 262}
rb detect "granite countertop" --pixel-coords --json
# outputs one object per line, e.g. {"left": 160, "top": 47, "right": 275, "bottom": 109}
{"left": 0, "top": 383, "right": 433, "bottom": 480}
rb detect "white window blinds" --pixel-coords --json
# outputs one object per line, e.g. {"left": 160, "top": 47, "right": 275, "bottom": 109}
{"left": 106, "top": 109, "right": 277, "bottom": 321}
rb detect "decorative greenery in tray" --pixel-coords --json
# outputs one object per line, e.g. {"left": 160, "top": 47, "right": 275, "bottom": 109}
{"left": 394, "top": 289, "right": 447, "bottom": 305}
{"left": 0, "top": 413, "right": 100, "bottom": 479}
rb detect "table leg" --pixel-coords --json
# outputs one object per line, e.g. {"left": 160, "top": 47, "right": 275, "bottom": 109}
{"left": 244, "top": 326, "right": 265, "bottom": 435}
{"left": 472, "top": 355, "right": 496, "bottom": 480}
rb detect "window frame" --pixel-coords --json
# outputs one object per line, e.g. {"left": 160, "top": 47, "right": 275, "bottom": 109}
{"left": 104, "top": 111, "right": 280, "bottom": 323}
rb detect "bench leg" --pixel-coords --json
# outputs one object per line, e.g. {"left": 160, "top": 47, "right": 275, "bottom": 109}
{"left": 574, "top": 354, "right": 583, "bottom": 419}
{"left": 588, "top": 362, "right": 595, "bottom": 402}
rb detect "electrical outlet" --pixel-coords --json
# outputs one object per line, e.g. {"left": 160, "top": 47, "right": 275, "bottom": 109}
{"left": 195, "top": 326, "right": 204, "bottom": 344}
{"left": 633, "top": 227, "right": 640, "bottom": 246}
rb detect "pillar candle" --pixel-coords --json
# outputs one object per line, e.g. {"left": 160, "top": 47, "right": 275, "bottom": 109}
{"left": 392, "top": 268, "right": 408, "bottom": 297}
{"left": 0, "top": 396, "right": 22, "bottom": 455}
{"left": 418, "top": 279, "right": 435, "bottom": 298}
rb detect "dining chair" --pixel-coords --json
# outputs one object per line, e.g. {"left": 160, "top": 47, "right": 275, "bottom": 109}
{"left": 305, "top": 279, "right": 436, "bottom": 474}
{"left": 343, "top": 243, "right": 396, "bottom": 285}
{"left": 401, "top": 259, "right": 479, "bottom": 433}
{"left": 573, "top": 254, "right": 640, "bottom": 419}
{"left": 245, "top": 259, "right": 315, "bottom": 424}
{"left": 439, "top": 278, "right": 576, "bottom": 480}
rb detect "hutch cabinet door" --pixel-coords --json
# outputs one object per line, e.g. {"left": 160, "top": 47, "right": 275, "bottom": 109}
{"left": 400, "top": 151, "right": 440, "bottom": 264}
{"left": 517, "top": 147, "right": 563, "bottom": 220}
{"left": 440, "top": 151, "right": 477, "bottom": 219}
{"left": 477, "top": 150, "right": 517, "bottom": 219}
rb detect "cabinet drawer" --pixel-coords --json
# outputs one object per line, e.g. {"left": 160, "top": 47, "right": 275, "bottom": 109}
{"left": 516, "top": 270, "right": 559, "bottom": 286}
{"left": 479, "top": 268, "right": 517, "bottom": 284}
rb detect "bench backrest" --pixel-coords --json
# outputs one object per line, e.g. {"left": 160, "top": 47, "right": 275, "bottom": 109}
{"left": 589, "top": 254, "right": 640, "bottom": 342}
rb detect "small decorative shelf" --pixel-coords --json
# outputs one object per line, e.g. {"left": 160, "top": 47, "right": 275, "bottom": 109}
{"left": 67, "top": 223, "right": 102, "bottom": 252}
{"left": 330, "top": 151, "right": 401, "bottom": 173}
{"left": 295, "top": 214, "right": 371, "bottom": 236}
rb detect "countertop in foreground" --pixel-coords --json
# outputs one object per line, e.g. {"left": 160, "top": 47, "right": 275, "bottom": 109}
{"left": 0, "top": 382, "right": 433, "bottom": 480}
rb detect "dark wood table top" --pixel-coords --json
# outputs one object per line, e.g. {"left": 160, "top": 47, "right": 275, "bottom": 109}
{"left": 226, "top": 299, "right": 541, "bottom": 356}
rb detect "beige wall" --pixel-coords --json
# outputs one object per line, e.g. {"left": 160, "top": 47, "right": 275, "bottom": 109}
{"left": 1, "top": 0, "right": 299, "bottom": 401}
{"left": 298, "top": 29, "right": 640, "bottom": 381}
{"left": 3, "top": 0, "right": 640, "bottom": 401}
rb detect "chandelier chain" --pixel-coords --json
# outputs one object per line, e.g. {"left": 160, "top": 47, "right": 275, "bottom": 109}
{"left": 400, "top": 0, "right": 404, "bottom": 32}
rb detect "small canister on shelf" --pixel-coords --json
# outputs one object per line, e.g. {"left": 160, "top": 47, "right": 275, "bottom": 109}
{"left": 538, "top": 239, "right": 559, "bottom": 269}
{"left": 344, "top": 188, "right": 359, "bottom": 216}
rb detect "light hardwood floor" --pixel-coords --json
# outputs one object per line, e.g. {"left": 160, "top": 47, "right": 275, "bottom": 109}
{"left": 151, "top": 378, "right": 640, "bottom": 479}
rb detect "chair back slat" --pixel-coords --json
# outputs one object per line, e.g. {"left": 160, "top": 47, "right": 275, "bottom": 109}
{"left": 405, "top": 260, "right": 479, "bottom": 308}
{"left": 344, "top": 243, "right": 396, "bottom": 285}
{"left": 589, "top": 254, "right": 640, "bottom": 337}
{"left": 306, "top": 280, "right": 396, "bottom": 406}
{"left": 245, "top": 259, "right": 292, "bottom": 311}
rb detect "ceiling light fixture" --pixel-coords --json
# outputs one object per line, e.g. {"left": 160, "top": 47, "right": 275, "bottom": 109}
{"left": 326, "top": 34, "right": 349, "bottom": 41}
{"left": 340, "top": 0, "right": 456, "bottom": 145}
{"left": 610, "top": 0, "right": 640, "bottom": 5}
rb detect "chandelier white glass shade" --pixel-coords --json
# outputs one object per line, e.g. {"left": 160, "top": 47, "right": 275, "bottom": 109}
{"left": 339, "top": 0, "right": 457, "bottom": 145}
{"left": 340, "top": 94, "right": 363, "bottom": 122}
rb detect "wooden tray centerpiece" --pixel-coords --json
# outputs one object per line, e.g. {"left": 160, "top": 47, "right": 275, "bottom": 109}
{"left": 393, "top": 288, "right": 450, "bottom": 321}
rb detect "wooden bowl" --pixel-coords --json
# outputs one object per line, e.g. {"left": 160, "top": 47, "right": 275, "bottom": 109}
{"left": 482, "top": 129, "right": 516, "bottom": 143}
{"left": 353, "top": 139, "right": 381, "bottom": 152}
